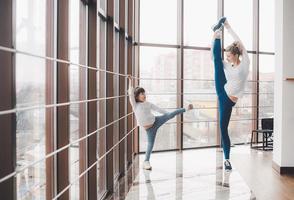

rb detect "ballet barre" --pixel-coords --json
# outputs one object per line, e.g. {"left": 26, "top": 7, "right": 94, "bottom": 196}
{"left": 0, "top": 111, "right": 135, "bottom": 184}
{"left": 285, "top": 77, "right": 294, "bottom": 81}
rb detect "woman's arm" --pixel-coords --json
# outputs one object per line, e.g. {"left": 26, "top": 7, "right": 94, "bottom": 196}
{"left": 127, "top": 75, "right": 136, "bottom": 108}
{"left": 224, "top": 21, "right": 250, "bottom": 65}
{"left": 150, "top": 103, "right": 168, "bottom": 114}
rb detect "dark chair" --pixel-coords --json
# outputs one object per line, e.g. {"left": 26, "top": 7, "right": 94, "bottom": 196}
{"left": 251, "top": 118, "right": 274, "bottom": 151}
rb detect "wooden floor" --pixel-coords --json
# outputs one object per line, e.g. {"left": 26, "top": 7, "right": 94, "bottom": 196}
{"left": 231, "top": 145, "right": 294, "bottom": 200}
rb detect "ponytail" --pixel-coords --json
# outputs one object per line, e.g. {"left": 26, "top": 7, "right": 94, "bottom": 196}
{"left": 225, "top": 42, "right": 242, "bottom": 56}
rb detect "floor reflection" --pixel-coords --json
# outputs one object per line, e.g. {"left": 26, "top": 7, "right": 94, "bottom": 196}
{"left": 143, "top": 170, "right": 156, "bottom": 200}
{"left": 112, "top": 148, "right": 256, "bottom": 200}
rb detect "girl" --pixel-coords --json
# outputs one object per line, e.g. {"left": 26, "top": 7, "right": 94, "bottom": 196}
{"left": 128, "top": 75, "right": 193, "bottom": 170}
{"left": 211, "top": 18, "right": 250, "bottom": 171}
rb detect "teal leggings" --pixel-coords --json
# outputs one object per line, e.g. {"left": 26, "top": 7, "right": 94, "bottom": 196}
{"left": 212, "top": 39, "right": 236, "bottom": 159}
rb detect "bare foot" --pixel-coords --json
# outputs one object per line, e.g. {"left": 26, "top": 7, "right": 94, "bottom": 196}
{"left": 185, "top": 104, "right": 194, "bottom": 111}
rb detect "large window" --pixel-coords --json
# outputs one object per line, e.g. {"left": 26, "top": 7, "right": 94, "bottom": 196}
{"left": 15, "top": 0, "right": 46, "bottom": 199}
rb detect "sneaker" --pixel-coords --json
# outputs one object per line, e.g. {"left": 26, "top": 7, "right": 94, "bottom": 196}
{"left": 224, "top": 160, "right": 232, "bottom": 171}
{"left": 143, "top": 161, "right": 152, "bottom": 170}
{"left": 185, "top": 104, "right": 194, "bottom": 111}
{"left": 212, "top": 16, "right": 227, "bottom": 32}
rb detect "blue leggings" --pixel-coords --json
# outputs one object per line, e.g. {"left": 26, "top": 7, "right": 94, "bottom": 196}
{"left": 212, "top": 39, "right": 236, "bottom": 160}
{"left": 145, "top": 108, "right": 186, "bottom": 161}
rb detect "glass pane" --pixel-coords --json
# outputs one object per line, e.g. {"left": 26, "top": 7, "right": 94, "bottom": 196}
{"left": 97, "top": 19, "right": 107, "bottom": 198}
{"left": 259, "top": 55, "right": 274, "bottom": 120}
{"left": 140, "top": 0, "right": 177, "bottom": 44}
{"left": 184, "top": 121, "right": 218, "bottom": 148}
{"left": 139, "top": 47, "right": 177, "bottom": 151}
{"left": 125, "top": 0, "right": 128, "bottom": 32}
{"left": 100, "top": 0, "right": 106, "bottom": 11}
{"left": 15, "top": 0, "right": 46, "bottom": 199}
{"left": 229, "top": 120, "right": 253, "bottom": 144}
{"left": 247, "top": 54, "right": 254, "bottom": 81}
{"left": 230, "top": 102, "right": 253, "bottom": 144}
{"left": 139, "top": 47, "right": 177, "bottom": 79}
{"left": 115, "top": 0, "right": 119, "bottom": 23}
{"left": 113, "top": 32, "right": 120, "bottom": 179}
{"left": 259, "top": 55, "right": 275, "bottom": 81}
{"left": 224, "top": 0, "right": 253, "bottom": 51}
{"left": 183, "top": 50, "right": 217, "bottom": 148}
{"left": 184, "top": 0, "right": 217, "bottom": 47}
{"left": 260, "top": 0, "right": 275, "bottom": 52}
{"left": 69, "top": 0, "right": 80, "bottom": 199}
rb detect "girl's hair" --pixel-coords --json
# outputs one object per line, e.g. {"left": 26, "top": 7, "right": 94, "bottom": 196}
{"left": 134, "top": 87, "right": 145, "bottom": 102}
{"left": 225, "top": 42, "right": 242, "bottom": 57}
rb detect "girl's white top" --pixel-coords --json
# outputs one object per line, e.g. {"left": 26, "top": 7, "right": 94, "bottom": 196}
{"left": 223, "top": 27, "right": 250, "bottom": 98}
{"left": 128, "top": 84, "right": 167, "bottom": 127}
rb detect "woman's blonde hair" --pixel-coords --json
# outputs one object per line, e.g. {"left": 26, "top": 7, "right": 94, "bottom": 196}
{"left": 225, "top": 42, "right": 242, "bottom": 57}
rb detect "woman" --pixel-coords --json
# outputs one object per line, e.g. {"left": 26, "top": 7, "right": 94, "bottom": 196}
{"left": 128, "top": 75, "right": 193, "bottom": 170}
{"left": 211, "top": 17, "right": 250, "bottom": 171}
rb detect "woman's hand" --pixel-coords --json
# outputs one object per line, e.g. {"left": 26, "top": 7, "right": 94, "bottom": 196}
{"left": 224, "top": 20, "right": 231, "bottom": 29}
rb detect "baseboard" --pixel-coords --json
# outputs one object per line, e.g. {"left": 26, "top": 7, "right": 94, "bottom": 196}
{"left": 272, "top": 161, "right": 294, "bottom": 174}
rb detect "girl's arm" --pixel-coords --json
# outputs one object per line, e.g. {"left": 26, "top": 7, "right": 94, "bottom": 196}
{"left": 150, "top": 103, "right": 168, "bottom": 114}
{"left": 225, "top": 22, "right": 250, "bottom": 65}
{"left": 127, "top": 75, "right": 136, "bottom": 108}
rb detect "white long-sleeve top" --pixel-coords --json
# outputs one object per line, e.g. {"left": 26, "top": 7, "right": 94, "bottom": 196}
{"left": 128, "top": 83, "right": 167, "bottom": 127}
{"left": 223, "top": 27, "right": 250, "bottom": 98}
{"left": 211, "top": 28, "right": 250, "bottom": 98}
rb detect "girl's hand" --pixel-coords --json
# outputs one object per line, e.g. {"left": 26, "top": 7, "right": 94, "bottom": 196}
{"left": 127, "top": 75, "right": 133, "bottom": 87}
